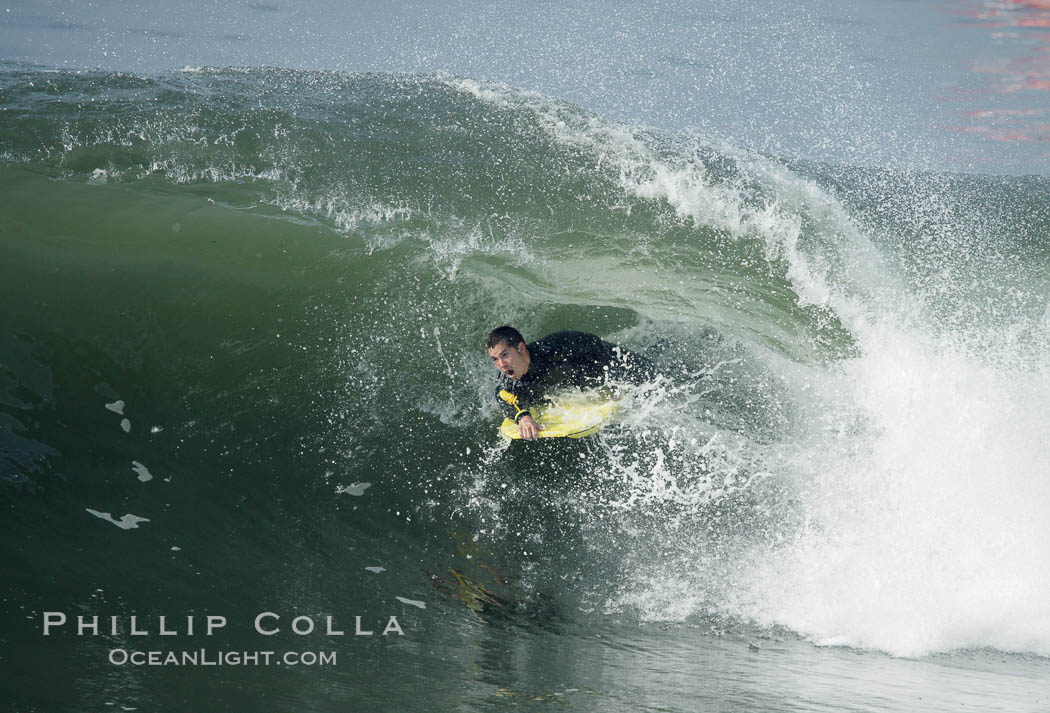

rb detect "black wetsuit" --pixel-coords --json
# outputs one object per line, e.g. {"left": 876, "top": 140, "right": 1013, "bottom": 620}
{"left": 494, "top": 331, "right": 655, "bottom": 422}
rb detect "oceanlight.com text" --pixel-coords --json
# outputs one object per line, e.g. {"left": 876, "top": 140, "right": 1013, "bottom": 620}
{"left": 108, "top": 648, "right": 338, "bottom": 667}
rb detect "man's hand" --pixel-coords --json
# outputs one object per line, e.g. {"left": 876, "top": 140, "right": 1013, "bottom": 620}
{"left": 518, "top": 414, "right": 545, "bottom": 440}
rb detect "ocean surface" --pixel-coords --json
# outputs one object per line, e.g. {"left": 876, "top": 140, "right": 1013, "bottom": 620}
{"left": 2, "top": 1, "right": 1050, "bottom": 712}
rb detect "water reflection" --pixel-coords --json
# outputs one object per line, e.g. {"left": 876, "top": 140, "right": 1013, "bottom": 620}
{"left": 946, "top": 0, "right": 1050, "bottom": 152}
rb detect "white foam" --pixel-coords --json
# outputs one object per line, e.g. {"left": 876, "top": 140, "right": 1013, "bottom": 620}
{"left": 336, "top": 482, "right": 371, "bottom": 496}
{"left": 88, "top": 168, "right": 118, "bottom": 185}
{"left": 738, "top": 320, "right": 1050, "bottom": 657}
{"left": 616, "top": 176, "right": 1049, "bottom": 657}
{"left": 395, "top": 596, "right": 426, "bottom": 609}
{"left": 131, "top": 461, "right": 153, "bottom": 482}
{"left": 86, "top": 509, "right": 149, "bottom": 530}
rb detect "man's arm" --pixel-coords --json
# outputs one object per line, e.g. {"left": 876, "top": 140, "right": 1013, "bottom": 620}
{"left": 494, "top": 383, "right": 544, "bottom": 439}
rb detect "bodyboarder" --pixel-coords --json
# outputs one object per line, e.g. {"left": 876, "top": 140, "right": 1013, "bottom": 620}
{"left": 485, "top": 326, "right": 655, "bottom": 440}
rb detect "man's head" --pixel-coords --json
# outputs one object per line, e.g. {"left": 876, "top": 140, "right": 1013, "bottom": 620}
{"left": 486, "top": 326, "right": 530, "bottom": 380}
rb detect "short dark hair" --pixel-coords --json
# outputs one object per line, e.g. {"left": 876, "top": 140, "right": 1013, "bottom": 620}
{"left": 486, "top": 326, "right": 525, "bottom": 350}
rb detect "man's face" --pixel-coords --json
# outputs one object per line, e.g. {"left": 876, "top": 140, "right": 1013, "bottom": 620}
{"left": 487, "top": 341, "right": 529, "bottom": 380}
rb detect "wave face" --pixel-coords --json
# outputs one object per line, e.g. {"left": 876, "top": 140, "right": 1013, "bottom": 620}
{"left": 3, "top": 64, "right": 1050, "bottom": 678}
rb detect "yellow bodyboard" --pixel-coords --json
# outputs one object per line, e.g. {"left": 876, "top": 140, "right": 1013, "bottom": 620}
{"left": 499, "top": 396, "right": 619, "bottom": 440}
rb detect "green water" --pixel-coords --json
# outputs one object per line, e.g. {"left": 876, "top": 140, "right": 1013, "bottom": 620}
{"left": 3, "top": 65, "right": 1050, "bottom": 712}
